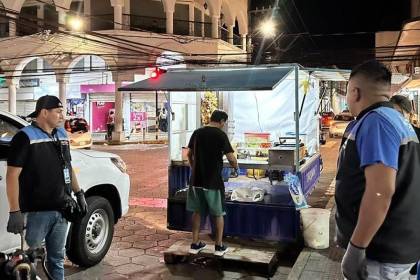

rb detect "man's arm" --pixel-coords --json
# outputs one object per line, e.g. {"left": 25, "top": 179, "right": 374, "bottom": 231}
{"left": 187, "top": 148, "right": 194, "bottom": 168}
{"left": 6, "top": 166, "right": 22, "bottom": 212}
{"left": 71, "top": 168, "right": 81, "bottom": 193}
{"left": 350, "top": 163, "right": 396, "bottom": 247}
{"left": 225, "top": 152, "right": 238, "bottom": 170}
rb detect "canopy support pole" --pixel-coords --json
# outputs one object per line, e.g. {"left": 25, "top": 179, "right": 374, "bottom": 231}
{"left": 156, "top": 91, "right": 159, "bottom": 140}
{"left": 294, "top": 66, "right": 300, "bottom": 171}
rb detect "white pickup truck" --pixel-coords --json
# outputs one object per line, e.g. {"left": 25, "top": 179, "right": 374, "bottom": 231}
{"left": 0, "top": 110, "right": 130, "bottom": 267}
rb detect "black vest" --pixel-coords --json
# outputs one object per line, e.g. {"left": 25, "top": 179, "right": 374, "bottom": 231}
{"left": 18, "top": 125, "right": 72, "bottom": 212}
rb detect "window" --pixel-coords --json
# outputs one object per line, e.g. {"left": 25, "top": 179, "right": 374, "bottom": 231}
{"left": 0, "top": 116, "right": 24, "bottom": 160}
{"left": 0, "top": 119, "right": 20, "bottom": 140}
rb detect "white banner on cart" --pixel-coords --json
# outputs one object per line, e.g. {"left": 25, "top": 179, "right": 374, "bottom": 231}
{"left": 230, "top": 71, "right": 320, "bottom": 155}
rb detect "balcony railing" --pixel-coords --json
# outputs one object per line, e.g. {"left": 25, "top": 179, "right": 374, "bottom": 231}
{"left": 128, "top": 14, "right": 166, "bottom": 34}
{"left": 15, "top": 13, "right": 59, "bottom": 36}
{"left": 127, "top": 14, "right": 213, "bottom": 37}
{"left": 6, "top": 12, "right": 244, "bottom": 48}
{"left": 90, "top": 14, "right": 114, "bottom": 31}
{"left": 220, "top": 25, "right": 242, "bottom": 48}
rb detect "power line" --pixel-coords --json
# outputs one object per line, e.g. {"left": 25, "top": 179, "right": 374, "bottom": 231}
{"left": 289, "top": 0, "right": 319, "bottom": 50}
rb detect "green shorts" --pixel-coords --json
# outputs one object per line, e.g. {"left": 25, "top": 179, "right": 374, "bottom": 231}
{"left": 186, "top": 187, "right": 226, "bottom": 216}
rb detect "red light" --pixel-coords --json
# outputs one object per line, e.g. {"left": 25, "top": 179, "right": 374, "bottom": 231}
{"left": 150, "top": 67, "right": 167, "bottom": 79}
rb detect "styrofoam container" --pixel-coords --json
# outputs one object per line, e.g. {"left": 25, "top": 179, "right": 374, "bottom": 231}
{"left": 300, "top": 208, "right": 330, "bottom": 249}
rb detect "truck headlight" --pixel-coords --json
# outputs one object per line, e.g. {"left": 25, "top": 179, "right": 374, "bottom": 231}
{"left": 111, "top": 157, "right": 127, "bottom": 173}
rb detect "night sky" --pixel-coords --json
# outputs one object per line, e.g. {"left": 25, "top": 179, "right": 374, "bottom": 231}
{"left": 250, "top": 0, "right": 411, "bottom": 68}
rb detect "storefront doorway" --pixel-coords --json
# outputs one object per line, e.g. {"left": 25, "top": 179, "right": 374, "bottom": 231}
{"left": 91, "top": 101, "right": 114, "bottom": 132}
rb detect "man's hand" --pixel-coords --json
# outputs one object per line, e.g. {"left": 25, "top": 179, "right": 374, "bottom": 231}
{"left": 75, "top": 190, "right": 88, "bottom": 215}
{"left": 341, "top": 242, "right": 367, "bottom": 280}
{"left": 7, "top": 211, "right": 24, "bottom": 234}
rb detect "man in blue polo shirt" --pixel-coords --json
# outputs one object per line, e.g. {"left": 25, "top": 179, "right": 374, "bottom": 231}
{"left": 335, "top": 61, "right": 420, "bottom": 279}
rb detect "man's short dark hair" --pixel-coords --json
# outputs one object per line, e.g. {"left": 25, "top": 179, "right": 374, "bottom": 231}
{"left": 390, "top": 95, "right": 412, "bottom": 113}
{"left": 210, "top": 109, "right": 228, "bottom": 122}
{"left": 350, "top": 60, "right": 391, "bottom": 85}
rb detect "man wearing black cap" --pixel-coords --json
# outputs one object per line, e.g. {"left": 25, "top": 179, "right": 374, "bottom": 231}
{"left": 6, "top": 95, "right": 88, "bottom": 280}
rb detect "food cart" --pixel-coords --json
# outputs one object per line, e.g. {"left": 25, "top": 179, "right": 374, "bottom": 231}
{"left": 120, "top": 65, "right": 349, "bottom": 242}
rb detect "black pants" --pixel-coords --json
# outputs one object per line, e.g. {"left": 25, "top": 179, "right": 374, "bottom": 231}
{"left": 107, "top": 124, "right": 114, "bottom": 139}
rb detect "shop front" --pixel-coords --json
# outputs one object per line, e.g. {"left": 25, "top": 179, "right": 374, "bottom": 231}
{"left": 80, "top": 83, "right": 133, "bottom": 136}
{"left": 80, "top": 83, "right": 169, "bottom": 138}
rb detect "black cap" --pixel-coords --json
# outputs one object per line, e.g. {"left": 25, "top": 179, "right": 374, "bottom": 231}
{"left": 28, "top": 95, "right": 63, "bottom": 118}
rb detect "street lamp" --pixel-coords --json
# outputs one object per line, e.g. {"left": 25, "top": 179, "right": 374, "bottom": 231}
{"left": 68, "top": 16, "right": 84, "bottom": 31}
{"left": 259, "top": 20, "right": 276, "bottom": 38}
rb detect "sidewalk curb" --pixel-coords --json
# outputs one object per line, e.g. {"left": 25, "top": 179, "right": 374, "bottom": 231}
{"left": 287, "top": 179, "right": 337, "bottom": 280}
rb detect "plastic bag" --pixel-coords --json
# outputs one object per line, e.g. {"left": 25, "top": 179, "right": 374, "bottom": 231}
{"left": 284, "top": 172, "right": 309, "bottom": 210}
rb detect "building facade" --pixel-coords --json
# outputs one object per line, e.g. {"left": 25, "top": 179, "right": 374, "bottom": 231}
{"left": 0, "top": 0, "right": 248, "bottom": 141}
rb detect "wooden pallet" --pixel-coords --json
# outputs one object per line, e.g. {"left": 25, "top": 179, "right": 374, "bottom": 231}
{"left": 163, "top": 239, "right": 279, "bottom": 276}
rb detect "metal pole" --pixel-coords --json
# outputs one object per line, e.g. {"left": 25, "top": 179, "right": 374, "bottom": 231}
{"left": 294, "top": 66, "right": 300, "bottom": 171}
{"left": 155, "top": 91, "right": 158, "bottom": 140}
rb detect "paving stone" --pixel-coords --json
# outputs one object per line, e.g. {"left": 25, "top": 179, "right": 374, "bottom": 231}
{"left": 110, "top": 241, "right": 133, "bottom": 250}
{"left": 106, "top": 248, "right": 120, "bottom": 257}
{"left": 129, "top": 273, "right": 161, "bottom": 280}
{"left": 145, "top": 234, "right": 170, "bottom": 242}
{"left": 114, "top": 263, "right": 146, "bottom": 275}
{"left": 119, "top": 220, "right": 136, "bottom": 227}
{"left": 132, "top": 254, "right": 160, "bottom": 266}
{"left": 158, "top": 239, "right": 178, "bottom": 248}
{"left": 114, "top": 230, "right": 135, "bottom": 238}
{"left": 113, "top": 236, "right": 122, "bottom": 242}
{"left": 156, "top": 229, "right": 173, "bottom": 235}
{"left": 118, "top": 248, "right": 147, "bottom": 258}
{"left": 103, "top": 255, "right": 131, "bottom": 267}
{"left": 135, "top": 229, "right": 158, "bottom": 236}
{"left": 122, "top": 235, "right": 147, "bottom": 242}
{"left": 102, "top": 273, "right": 129, "bottom": 280}
{"left": 123, "top": 224, "right": 148, "bottom": 231}
{"left": 169, "top": 232, "right": 191, "bottom": 240}
{"left": 133, "top": 240, "right": 157, "bottom": 250}
{"left": 145, "top": 246, "right": 166, "bottom": 257}
{"left": 138, "top": 262, "right": 168, "bottom": 274}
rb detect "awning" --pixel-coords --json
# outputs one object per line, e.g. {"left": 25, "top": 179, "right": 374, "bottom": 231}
{"left": 307, "top": 68, "right": 350, "bottom": 82}
{"left": 120, "top": 66, "right": 294, "bottom": 92}
{"left": 119, "top": 66, "right": 351, "bottom": 92}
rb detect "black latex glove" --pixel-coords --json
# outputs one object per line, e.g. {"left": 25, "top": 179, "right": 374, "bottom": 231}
{"left": 75, "top": 190, "right": 88, "bottom": 215}
{"left": 7, "top": 211, "right": 24, "bottom": 234}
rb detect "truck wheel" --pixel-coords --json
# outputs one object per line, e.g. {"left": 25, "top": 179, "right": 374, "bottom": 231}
{"left": 66, "top": 196, "right": 115, "bottom": 267}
